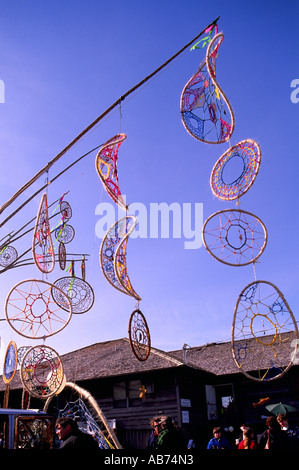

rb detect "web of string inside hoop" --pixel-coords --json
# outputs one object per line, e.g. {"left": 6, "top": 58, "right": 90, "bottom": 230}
{"left": 232, "top": 282, "right": 298, "bottom": 381}
{"left": 203, "top": 210, "right": 267, "bottom": 266}
{"left": 181, "top": 35, "right": 233, "bottom": 143}
{"left": 211, "top": 140, "right": 261, "bottom": 200}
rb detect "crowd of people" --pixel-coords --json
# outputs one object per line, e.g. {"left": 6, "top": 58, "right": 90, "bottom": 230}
{"left": 54, "top": 412, "right": 299, "bottom": 450}
{"left": 206, "top": 413, "right": 299, "bottom": 450}
{"left": 146, "top": 412, "right": 299, "bottom": 451}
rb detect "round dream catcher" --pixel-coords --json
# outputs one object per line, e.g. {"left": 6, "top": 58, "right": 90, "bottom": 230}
{"left": 0, "top": 245, "right": 18, "bottom": 268}
{"left": 232, "top": 280, "right": 299, "bottom": 382}
{"left": 60, "top": 200, "right": 72, "bottom": 221}
{"left": 20, "top": 345, "right": 64, "bottom": 399}
{"left": 5, "top": 279, "right": 72, "bottom": 339}
{"left": 3, "top": 341, "right": 18, "bottom": 384}
{"left": 202, "top": 209, "right": 267, "bottom": 266}
{"left": 210, "top": 139, "right": 261, "bottom": 201}
{"left": 52, "top": 276, "right": 94, "bottom": 314}
{"left": 54, "top": 224, "right": 75, "bottom": 244}
{"left": 128, "top": 309, "right": 151, "bottom": 361}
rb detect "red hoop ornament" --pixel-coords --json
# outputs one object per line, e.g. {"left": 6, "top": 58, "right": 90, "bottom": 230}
{"left": 32, "top": 193, "right": 55, "bottom": 273}
{"left": 129, "top": 309, "right": 151, "bottom": 361}
{"left": 210, "top": 139, "right": 261, "bottom": 201}
{"left": 3, "top": 340, "right": 18, "bottom": 384}
{"left": 202, "top": 209, "right": 267, "bottom": 266}
{"left": 180, "top": 32, "right": 235, "bottom": 144}
{"left": 95, "top": 134, "right": 128, "bottom": 210}
{"left": 232, "top": 280, "right": 299, "bottom": 382}
{"left": 20, "top": 345, "right": 64, "bottom": 399}
{"left": 5, "top": 279, "right": 72, "bottom": 339}
{"left": 100, "top": 216, "right": 141, "bottom": 300}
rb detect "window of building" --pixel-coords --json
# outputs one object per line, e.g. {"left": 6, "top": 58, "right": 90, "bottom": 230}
{"left": 113, "top": 379, "right": 154, "bottom": 408}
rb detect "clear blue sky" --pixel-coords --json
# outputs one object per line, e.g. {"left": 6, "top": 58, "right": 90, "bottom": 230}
{"left": 0, "top": 0, "right": 298, "bottom": 363}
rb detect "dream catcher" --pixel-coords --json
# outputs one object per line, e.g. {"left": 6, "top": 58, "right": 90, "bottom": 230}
{"left": 0, "top": 244, "right": 18, "bottom": 268}
{"left": 210, "top": 139, "right": 261, "bottom": 201}
{"left": 32, "top": 193, "right": 55, "bottom": 273}
{"left": 95, "top": 134, "right": 128, "bottom": 210}
{"left": 100, "top": 216, "right": 141, "bottom": 301}
{"left": 54, "top": 223, "right": 75, "bottom": 244}
{"left": 5, "top": 279, "right": 72, "bottom": 339}
{"left": 128, "top": 309, "right": 151, "bottom": 361}
{"left": 43, "top": 381, "right": 122, "bottom": 449}
{"left": 52, "top": 262, "right": 94, "bottom": 314}
{"left": 20, "top": 345, "right": 65, "bottom": 399}
{"left": 180, "top": 32, "right": 234, "bottom": 144}
{"left": 232, "top": 280, "right": 299, "bottom": 382}
{"left": 202, "top": 209, "right": 267, "bottom": 266}
{"left": 2, "top": 340, "right": 18, "bottom": 408}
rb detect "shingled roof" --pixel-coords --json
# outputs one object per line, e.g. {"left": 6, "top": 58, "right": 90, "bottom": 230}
{"left": 1, "top": 332, "right": 297, "bottom": 392}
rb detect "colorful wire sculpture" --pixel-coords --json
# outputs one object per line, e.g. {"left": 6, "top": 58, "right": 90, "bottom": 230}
{"left": 129, "top": 309, "right": 151, "bottom": 361}
{"left": 52, "top": 276, "right": 94, "bottom": 314}
{"left": 95, "top": 134, "right": 128, "bottom": 210}
{"left": 100, "top": 216, "right": 141, "bottom": 300}
{"left": 180, "top": 32, "right": 234, "bottom": 144}
{"left": 210, "top": 139, "right": 261, "bottom": 201}
{"left": 232, "top": 280, "right": 299, "bottom": 382}
{"left": 20, "top": 345, "right": 64, "bottom": 399}
{"left": 32, "top": 193, "right": 55, "bottom": 273}
{"left": 0, "top": 245, "right": 18, "bottom": 267}
{"left": 3, "top": 340, "right": 18, "bottom": 384}
{"left": 5, "top": 279, "right": 72, "bottom": 339}
{"left": 202, "top": 209, "right": 267, "bottom": 266}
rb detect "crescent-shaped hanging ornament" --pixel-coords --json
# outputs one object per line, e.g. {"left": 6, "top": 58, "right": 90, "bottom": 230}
{"left": 32, "top": 193, "right": 55, "bottom": 273}
{"left": 180, "top": 32, "right": 235, "bottom": 144}
{"left": 114, "top": 231, "right": 141, "bottom": 301}
{"left": 95, "top": 134, "right": 128, "bottom": 210}
{"left": 210, "top": 139, "right": 261, "bottom": 201}
{"left": 100, "top": 216, "right": 140, "bottom": 299}
{"left": 232, "top": 280, "right": 299, "bottom": 382}
{"left": 3, "top": 340, "right": 18, "bottom": 384}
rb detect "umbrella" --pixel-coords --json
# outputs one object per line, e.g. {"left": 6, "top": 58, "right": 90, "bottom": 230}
{"left": 265, "top": 402, "right": 299, "bottom": 415}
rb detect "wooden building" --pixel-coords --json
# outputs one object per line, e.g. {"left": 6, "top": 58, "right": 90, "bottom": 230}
{"left": 1, "top": 336, "right": 299, "bottom": 449}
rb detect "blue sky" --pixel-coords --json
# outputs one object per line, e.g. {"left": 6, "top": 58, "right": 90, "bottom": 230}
{"left": 0, "top": 0, "right": 298, "bottom": 363}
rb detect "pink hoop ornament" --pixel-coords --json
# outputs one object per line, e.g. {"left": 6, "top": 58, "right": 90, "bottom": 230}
{"left": 210, "top": 139, "right": 261, "bottom": 201}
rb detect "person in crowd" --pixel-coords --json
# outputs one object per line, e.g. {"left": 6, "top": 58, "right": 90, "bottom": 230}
{"left": 146, "top": 416, "right": 162, "bottom": 449}
{"left": 55, "top": 417, "right": 99, "bottom": 449}
{"left": 237, "top": 427, "right": 258, "bottom": 449}
{"left": 155, "top": 416, "right": 186, "bottom": 450}
{"left": 259, "top": 416, "right": 284, "bottom": 449}
{"left": 207, "top": 426, "right": 231, "bottom": 450}
{"left": 277, "top": 413, "right": 299, "bottom": 449}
